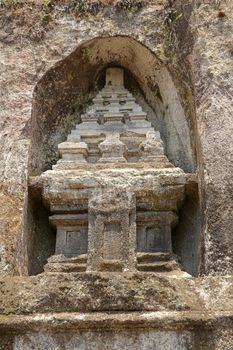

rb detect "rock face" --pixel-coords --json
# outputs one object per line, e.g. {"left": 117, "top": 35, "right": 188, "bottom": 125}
{"left": 0, "top": 1, "right": 233, "bottom": 349}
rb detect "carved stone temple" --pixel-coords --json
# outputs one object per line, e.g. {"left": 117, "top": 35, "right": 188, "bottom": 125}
{"left": 40, "top": 68, "right": 187, "bottom": 273}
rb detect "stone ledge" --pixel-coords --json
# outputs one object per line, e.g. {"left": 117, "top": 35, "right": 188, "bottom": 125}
{"left": 1, "top": 274, "right": 233, "bottom": 317}
{"left": 0, "top": 311, "right": 233, "bottom": 333}
{"left": 0, "top": 272, "right": 199, "bottom": 315}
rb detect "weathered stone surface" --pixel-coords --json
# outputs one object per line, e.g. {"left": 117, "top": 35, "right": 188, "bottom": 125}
{"left": 0, "top": 1, "right": 233, "bottom": 348}
{"left": 87, "top": 189, "right": 137, "bottom": 272}
{"left": 0, "top": 274, "right": 233, "bottom": 316}
{"left": 1, "top": 311, "right": 233, "bottom": 349}
{"left": 0, "top": 273, "right": 196, "bottom": 315}
{"left": 0, "top": 0, "right": 198, "bottom": 275}
{"left": 191, "top": 1, "right": 233, "bottom": 275}
{"left": 8, "top": 329, "right": 211, "bottom": 350}
{"left": 38, "top": 69, "right": 187, "bottom": 273}
{"left": 0, "top": 274, "right": 233, "bottom": 348}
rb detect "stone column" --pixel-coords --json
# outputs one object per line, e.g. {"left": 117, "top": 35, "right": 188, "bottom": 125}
{"left": 87, "top": 189, "right": 137, "bottom": 272}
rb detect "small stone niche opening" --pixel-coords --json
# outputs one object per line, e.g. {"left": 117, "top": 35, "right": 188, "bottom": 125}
{"left": 136, "top": 212, "right": 176, "bottom": 254}
{"left": 25, "top": 37, "right": 201, "bottom": 276}
{"left": 50, "top": 214, "right": 88, "bottom": 258}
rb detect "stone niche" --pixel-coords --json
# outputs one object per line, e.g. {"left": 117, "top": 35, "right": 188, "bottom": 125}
{"left": 38, "top": 67, "right": 189, "bottom": 274}
{"left": 136, "top": 211, "right": 177, "bottom": 254}
{"left": 50, "top": 214, "right": 88, "bottom": 258}
{"left": 26, "top": 37, "right": 200, "bottom": 277}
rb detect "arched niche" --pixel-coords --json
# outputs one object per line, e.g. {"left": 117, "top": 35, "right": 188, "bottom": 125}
{"left": 29, "top": 36, "right": 196, "bottom": 175}
{"left": 25, "top": 36, "right": 201, "bottom": 276}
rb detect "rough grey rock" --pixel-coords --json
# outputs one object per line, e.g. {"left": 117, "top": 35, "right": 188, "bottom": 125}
{"left": 0, "top": 1, "right": 233, "bottom": 349}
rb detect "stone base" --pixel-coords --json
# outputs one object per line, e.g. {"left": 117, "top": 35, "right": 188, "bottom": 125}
{"left": 97, "top": 157, "right": 127, "bottom": 163}
{"left": 137, "top": 252, "right": 181, "bottom": 272}
{"left": 52, "top": 160, "right": 174, "bottom": 171}
{"left": 44, "top": 252, "right": 181, "bottom": 273}
{"left": 1, "top": 311, "right": 233, "bottom": 349}
{"left": 44, "top": 254, "right": 87, "bottom": 273}
{"left": 0, "top": 271, "right": 199, "bottom": 315}
{"left": 1, "top": 275, "right": 233, "bottom": 349}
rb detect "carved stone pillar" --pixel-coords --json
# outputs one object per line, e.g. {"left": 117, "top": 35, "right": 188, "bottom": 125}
{"left": 87, "top": 189, "right": 137, "bottom": 272}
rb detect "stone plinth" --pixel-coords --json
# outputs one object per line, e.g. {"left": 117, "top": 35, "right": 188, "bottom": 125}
{"left": 44, "top": 254, "right": 87, "bottom": 272}
{"left": 39, "top": 165, "right": 186, "bottom": 272}
{"left": 58, "top": 142, "right": 89, "bottom": 163}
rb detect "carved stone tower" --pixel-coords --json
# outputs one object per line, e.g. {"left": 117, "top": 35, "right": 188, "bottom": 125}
{"left": 40, "top": 68, "right": 187, "bottom": 273}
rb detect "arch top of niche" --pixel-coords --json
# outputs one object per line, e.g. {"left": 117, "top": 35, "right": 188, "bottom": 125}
{"left": 30, "top": 36, "right": 196, "bottom": 175}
